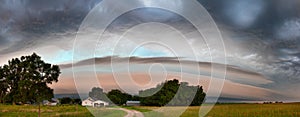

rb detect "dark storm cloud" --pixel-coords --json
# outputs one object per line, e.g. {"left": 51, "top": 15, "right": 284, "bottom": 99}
{"left": 199, "top": 0, "right": 300, "bottom": 31}
{"left": 1, "top": 0, "right": 298, "bottom": 54}
{"left": 198, "top": 0, "right": 300, "bottom": 85}
{"left": 0, "top": 35, "right": 8, "bottom": 46}
{"left": 0, "top": 0, "right": 102, "bottom": 54}
{"left": 105, "top": 8, "right": 196, "bottom": 34}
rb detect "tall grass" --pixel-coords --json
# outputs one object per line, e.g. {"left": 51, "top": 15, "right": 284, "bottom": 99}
{"left": 135, "top": 103, "right": 300, "bottom": 117}
{"left": 0, "top": 104, "right": 126, "bottom": 117}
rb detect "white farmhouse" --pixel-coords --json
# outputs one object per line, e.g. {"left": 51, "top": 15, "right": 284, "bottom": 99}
{"left": 82, "top": 97, "right": 94, "bottom": 106}
{"left": 82, "top": 97, "right": 109, "bottom": 107}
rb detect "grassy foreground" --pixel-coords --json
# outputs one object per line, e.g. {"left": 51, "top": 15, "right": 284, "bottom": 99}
{"left": 1, "top": 103, "right": 299, "bottom": 117}
{"left": 0, "top": 104, "right": 126, "bottom": 117}
{"left": 128, "top": 103, "right": 300, "bottom": 117}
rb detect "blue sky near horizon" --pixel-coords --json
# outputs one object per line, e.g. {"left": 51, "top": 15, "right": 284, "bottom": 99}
{"left": 38, "top": 46, "right": 168, "bottom": 65}
{"left": 131, "top": 47, "right": 169, "bottom": 57}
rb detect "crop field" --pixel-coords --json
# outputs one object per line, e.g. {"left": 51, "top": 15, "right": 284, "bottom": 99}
{"left": 128, "top": 103, "right": 300, "bottom": 117}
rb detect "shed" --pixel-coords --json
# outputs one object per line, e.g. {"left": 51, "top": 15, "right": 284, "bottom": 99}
{"left": 126, "top": 101, "right": 140, "bottom": 106}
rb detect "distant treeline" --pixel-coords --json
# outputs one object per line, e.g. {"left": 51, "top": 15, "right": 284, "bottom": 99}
{"left": 59, "top": 97, "right": 81, "bottom": 105}
{"left": 139, "top": 79, "right": 206, "bottom": 106}
{"left": 90, "top": 79, "right": 206, "bottom": 106}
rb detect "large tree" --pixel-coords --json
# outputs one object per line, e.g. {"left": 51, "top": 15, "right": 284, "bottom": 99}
{"left": 0, "top": 53, "right": 61, "bottom": 104}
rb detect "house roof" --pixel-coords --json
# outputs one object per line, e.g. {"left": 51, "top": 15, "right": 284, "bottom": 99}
{"left": 93, "top": 100, "right": 109, "bottom": 103}
{"left": 83, "top": 97, "right": 109, "bottom": 103}
{"left": 84, "top": 97, "right": 95, "bottom": 102}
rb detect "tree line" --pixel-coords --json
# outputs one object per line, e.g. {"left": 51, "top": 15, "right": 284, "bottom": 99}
{"left": 89, "top": 79, "right": 206, "bottom": 106}
{"left": 139, "top": 79, "right": 206, "bottom": 106}
{"left": 88, "top": 87, "right": 139, "bottom": 105}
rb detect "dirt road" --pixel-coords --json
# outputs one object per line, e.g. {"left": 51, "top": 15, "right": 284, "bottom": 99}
{"left": 108, "top": 108, "right": 144, "bottom": 117}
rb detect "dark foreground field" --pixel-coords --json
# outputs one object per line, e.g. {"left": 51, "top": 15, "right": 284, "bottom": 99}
{"left": 1, "top": 103, "right": 300, "bottom": 117}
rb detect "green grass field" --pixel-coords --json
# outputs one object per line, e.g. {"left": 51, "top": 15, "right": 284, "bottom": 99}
{"left": 127, "top": 103, "right": 300, "bottom": 117}
{"left": 0, "top": 104, "right": 126, "bottom": 117}
{"left": 1, "top": 103, "right": 300, "bottom": 117}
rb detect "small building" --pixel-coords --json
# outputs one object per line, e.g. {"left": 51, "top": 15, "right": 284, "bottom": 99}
{"left": 82, "top": 97, "right": 109, "bottom": 107}
{"left": 43, "top": 98, "right": 59, "bottom": 106}
{"left": 126, "top": 101, "right": 140, "bottom": 106}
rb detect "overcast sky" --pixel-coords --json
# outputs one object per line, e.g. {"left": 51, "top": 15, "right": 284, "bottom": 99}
{"left": 0, "top": 0, "right": 300, "bottom": 101}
